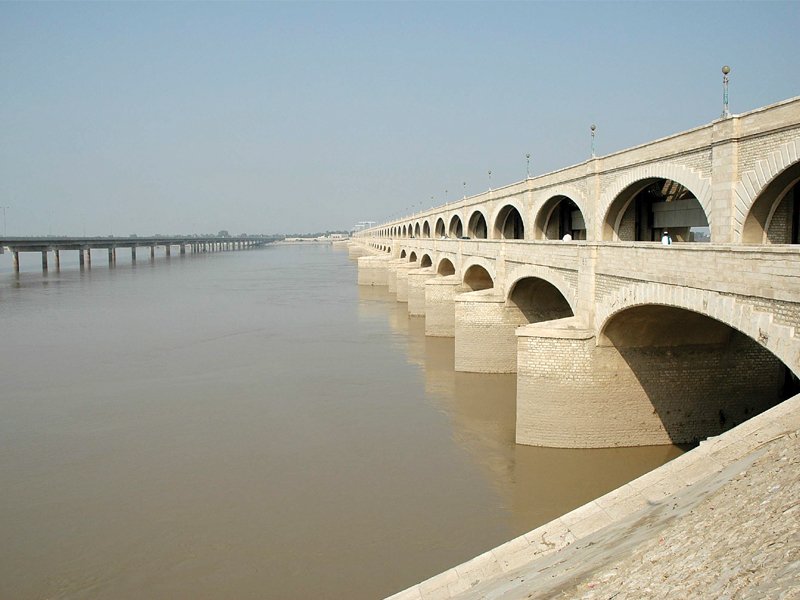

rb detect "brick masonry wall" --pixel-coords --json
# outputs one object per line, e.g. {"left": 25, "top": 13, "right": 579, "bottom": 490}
{"left": 425, "top": 277, "right": 459, "bottom": 337}
{"left": 738, "top": 126, "right": 800, "bottom": 176}
{"left": 396, "top": 265, "right": 412, "bottom": 302}
{"left": 516, "top": 330, "right": 784, "bottom": 448}
{"left": 766, "top": 193, "right": 792, "bottom": 244}
{"left": 407, "top": 270, "right": 433, "bottom": 316}
{"left": 454, "top": 294, "right": 519, "bottom": 373}
{"left": 357, "top": 256, "right": 389, "bottom": 286}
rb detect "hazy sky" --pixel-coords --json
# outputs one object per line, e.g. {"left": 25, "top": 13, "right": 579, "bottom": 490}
{"left": 1, "top": 1, "right": 798, "bottom": 236}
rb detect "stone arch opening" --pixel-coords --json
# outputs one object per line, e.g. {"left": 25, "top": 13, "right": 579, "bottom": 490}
{"left": 742, "top": 160, "right": 800, "bottom": 244}
{"left": 435, "top": 218, "right": 446, "bottom": 238}
{"left": 467, "top": 210, "right": 488, "bottom": 239}
{"left": 449, "top": 215, "right": 463, "bottom": 238}
{"left": 420, "top": 254, "right": 432, "bottom": 268}
{"left": 462, "top": 265, "right": 493, "bottom": 291}
{"left": 401, "top": 225, "right": 407, "bottom": 238}
{"left": 603, "top": 178, "right": 710, "bottom": 242}
{"left": 413, "top": 223, "right": 421, "bottom": 238}
{"left": 494, "top": 205, "right": 525, "bottom": 239}
{"left": 535, "top": 195, "right": 587, "bottom": 240}
{"left": 599, "top": 305, "right": 796, "bottom": 444}
{"left": 408, "top": 251, "right": 417, "bottom": 263}
{"left": 437, "top": 258, "right": 455, "bottom": 276}
{"left": 400, "top": 249, "right": 407, "bottom": 258}
{"left": 422, "top": 221, "right": 431, "bottom": 238}
{"left": 507, "top": 277, "right": 574, "bottom": 323}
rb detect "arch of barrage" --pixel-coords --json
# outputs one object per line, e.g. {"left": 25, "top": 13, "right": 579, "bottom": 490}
{"left": 350, "top": 97, "right": 800, "bottom": 449}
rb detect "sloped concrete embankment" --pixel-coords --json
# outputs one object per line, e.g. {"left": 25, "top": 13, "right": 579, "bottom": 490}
{"left": 388, "top": 393, "right": 800, "bottom": 599}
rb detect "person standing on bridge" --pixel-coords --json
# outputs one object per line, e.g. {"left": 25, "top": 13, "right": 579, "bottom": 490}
{"left": 661, "top": 231, "right": 672, "bottom": 245}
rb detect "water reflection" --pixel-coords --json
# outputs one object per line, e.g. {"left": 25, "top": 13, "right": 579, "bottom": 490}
{"left": 358, "top": 285, "right": 684, "bottom": 536}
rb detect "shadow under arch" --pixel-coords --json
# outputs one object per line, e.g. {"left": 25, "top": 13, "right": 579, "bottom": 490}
{"left": 422, "top": 220, "right": 431, "bottom": 238}
{"left": 603, "top": 177, "right": 710, "bottom": 242}
{"left": 742, "top": 158, "right": 800, "bottom": 243}
{"left": 507, "top": 277, "right": 574, "bottom": 323}
{"left": 494, "top": 205, "right": 525, "bottom": 240}
{"left": 467, "top": 210, "right": 488, "bottom": 239}
{"left": 449, "top": 215, "right": 464, "bottom": 238}
{"left": 535, "top": 195, "right": 587, "bottom": 240}
{"left": 408, "top": 251, "right": 417, "bottom": 263}
{"left": 400, "top": 249, "right": 407, "bottom": 259}
{"left": 420, "top": 254, "right": 432, "bottom": 268}
{"left": 599, "top": 304, "right": 796, "bottom": 443}
{"left": 413, "top": 223, "right": 421, "bottom": 238}
{"left": 435, "top": 218, "right": 446, "bottom": 238}
{"left": 462, "top": 264, "right": 493, "bottom": 291}
{"left": 437, "top": 258, "right": 456, "bottom": 276}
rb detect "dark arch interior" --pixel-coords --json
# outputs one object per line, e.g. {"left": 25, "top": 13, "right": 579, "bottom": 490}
{"left": 462, "top": 265, "right": 493, "bottom": 291}
{"left": 508, "top": 278, "right": 574, "bottom": 323}
{"left": 437, "top": 258, "right": 455, "bottom": 276}
{"left": 408, "top": 251, "right": 417, "bottom": 262}
{"left": 605, "top": 178, "right": 709, "bottom": 242}
{"left": 601, "top": 305, "right": 797, "bottom": 443}
{"left": 495, "top": 206, "right": 524, "bottom": 239}
{"left": 537, "top": 196, "right": 586, "bottom": 240}
{"left": 449, "top": 216, "right": 463, "bottom": 238}
{"left": 400, "top": 249, "right": 407, "bottom": 258}
{"left": 413, "top": 223, "right": 420, "bottom": 238}
{"left": 423, "top": 221, "right": 431, "bottom": 238}
{"left": 420, "top": 254, "right": 432, "bottom": 268}
{"left": 743, "top": 161, "right": 800, "bottom": 244}
{"left": 435, "top": 218, "right": 446, "bottom": 238}
{"left": 468, "top": 211, "right": 488, "bottom": 239}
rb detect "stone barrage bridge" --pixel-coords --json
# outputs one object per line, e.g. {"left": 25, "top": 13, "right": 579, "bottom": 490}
{"left": 351, "top": 96, "right": 800, "bottom": 449}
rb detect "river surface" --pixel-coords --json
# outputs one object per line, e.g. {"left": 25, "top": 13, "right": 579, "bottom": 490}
{"left": 0, "top": 244, "right": 683, "bottom": 599}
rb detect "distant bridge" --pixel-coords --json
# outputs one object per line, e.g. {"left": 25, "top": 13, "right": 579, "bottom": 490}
{"left": 0, "top": 235, "right": 279, "bottom": 271}
{"left": 351, "top": 96, "right": 800, "bottom": 449}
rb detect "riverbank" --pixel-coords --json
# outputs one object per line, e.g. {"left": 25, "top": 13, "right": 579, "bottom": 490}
{"left": 389, "top": 393, "right": 800, "bottom": 599}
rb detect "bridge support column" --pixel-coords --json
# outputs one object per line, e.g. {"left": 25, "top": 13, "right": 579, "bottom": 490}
{"left": 357, "top": 255, "right": 391, "bottom": 286}
{"left": 454, "top": 290, "right": 518, "bottom": 373}
{"left": 108, "top": 248, "right": 115, "bottom": 265}
{"left": 165, "top": 245, "right": 171, "bottom": 257}
{"left": 150, "top": 246, "right": 155, "bottom": 260}
{"left": 424, "top": 275, "right": 460, "bottom": 337}
{"left": 41, "top": 251, "right": 48, "bottom": 271}
{"left": 78, "top": 249, "right": 84, "bottom": 269}
{"left": 396, "top": 264, "right": 416, "bottom": 303}
{"left": 54, "top": 250, "right": 60, "bottom": 270}
{"left": 180, "top": 244, "right": 186, "bottom": 255}
{"left": 515, "top": 317, "right": 785, "bottom": 448}
{"left": 85, "top": 249, "right": 91, "bottom": 268}
{"left": 386, "top": 260, "right": 404, "bottom": 294}
{"left": 348, "top": 243, "right": 369, "bottom": 259}
{"left": 407, "top": 269, "right": 434, "bottom": 316}
{"left": 131, "top": 247, "right": 136, "bottom": 262}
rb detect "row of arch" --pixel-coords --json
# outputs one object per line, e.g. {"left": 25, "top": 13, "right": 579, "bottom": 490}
{"left": 377, "top": 249, "right": 797, "bottom": 442}
{"left": 374, "top": 155, "right": 800, "bottom": 244}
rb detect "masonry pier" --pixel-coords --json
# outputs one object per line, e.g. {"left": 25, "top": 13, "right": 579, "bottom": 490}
{"left": 351, "top": 96, "right": 800, "bottom": 450}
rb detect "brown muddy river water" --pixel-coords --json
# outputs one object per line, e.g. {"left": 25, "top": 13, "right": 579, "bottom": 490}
{"left": 0, "top": 244, "right": 683, "bottom": 599}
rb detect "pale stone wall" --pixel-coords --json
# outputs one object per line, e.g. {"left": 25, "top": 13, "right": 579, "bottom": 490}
{"left": 396, "top": 264, "right": 415, "bottom": 302}
{"left": 425, "top": 276, "right": 459, "bottom": 337}
{"left": 357, "top": 255, "right": 390, "bottom": 286}
{"left": 407, "top": 269, "right": 434, "bottom": 316}
{"left": 454, "top": 291, "right": 519, "bottom": 373}
{"left": 515, "top": 319, "right": 784, "bottom": 448}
